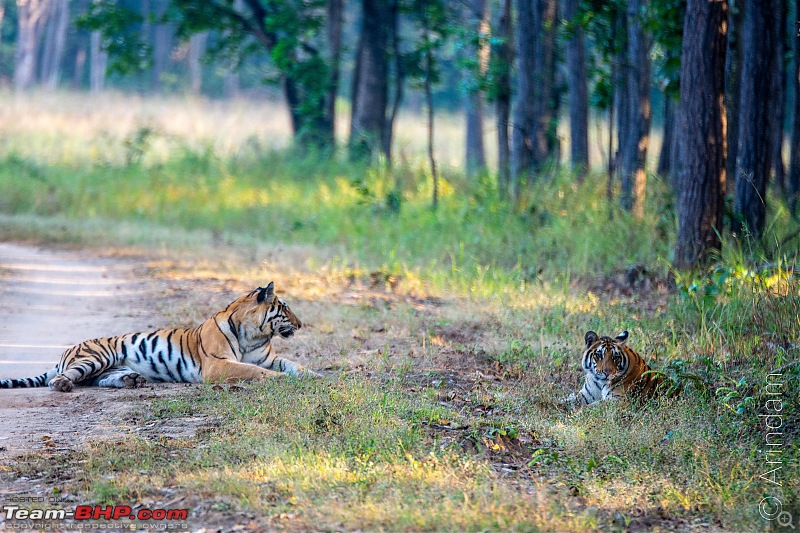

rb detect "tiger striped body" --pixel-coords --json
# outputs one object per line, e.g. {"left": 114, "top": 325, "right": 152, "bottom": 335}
{"left": 566, "top": 331, "right": 667, "bottom": 406}
{"left": 0, "top": 282, "right": 316, "bottom": 392}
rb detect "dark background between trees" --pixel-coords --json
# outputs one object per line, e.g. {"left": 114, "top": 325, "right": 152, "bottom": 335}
{"left": 4, "top": 0, "right": 800, "bottom": 269}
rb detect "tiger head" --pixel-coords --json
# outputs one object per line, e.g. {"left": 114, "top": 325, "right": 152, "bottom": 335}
{"left": 582, "top": 330, "right": 630, "bottom": 384}
{"left": 227, "top": 282, "right": 302, "bottom": 348}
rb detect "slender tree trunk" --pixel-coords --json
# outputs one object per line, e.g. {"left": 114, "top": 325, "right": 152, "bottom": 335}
{"left": 14, "top": 0, "right": 50, "bottom": 90}
{"left": 725, "top": 0, "right": 742, "bottom": 195}
{"left": 563, "top": 0, "right": 589, "bottom": 179}
{"left": 613, "top": 9, "right": 628, "bottom": 179}
{"left": 187, "top": 32, "right": 207, "bottom": 96}
{"left": 495, "top": 0, "right": 512, "bottom": 199}
{"left": 734, "top": 0, "right": 778, "bottom": 238}
{"left": 789, "top": 0, "right": 800, "bottom": 217}
{"left": 324, "top": 0, "right": 343, "bottom": 149}
{"left": 40, "top": 0, "right": 67, "bottom": 90}
{"left": 534, "top": 0, "right": 558, "bottom": 168}
{"left": 384, "top": 0, "right": 403, "bottom": 161}
{"left": 423, "top": 26, "right": 438, "bottom": 209}
{"left": 657, "top": 96, "right": 674, "bottom": 180}
{"left": 89, "top": 29, "right": 106, "bottom": 93}
{"left": 674, "top": 0, "right": 728, "bottom": 269}
{"left": 771, "top": 0, "right": 788, "bottom": 198}
{"left": 349, "top": 0, "right": 391, "bottom": 160}
{"left": 151, "top": 0, "right": 173, "bottom": 93}
{"left": 465, "top": 0, "right": 490, "bottom": 177}
{"left": 619, "top": 0, "right": 651, "bottom": 218}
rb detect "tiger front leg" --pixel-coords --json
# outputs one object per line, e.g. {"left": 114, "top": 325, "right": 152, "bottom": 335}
{"left": 261, "top": 357, "right": 321, "bottom": 378}
{"left": 203, "top": 360, "right": 283, "bottom": 383}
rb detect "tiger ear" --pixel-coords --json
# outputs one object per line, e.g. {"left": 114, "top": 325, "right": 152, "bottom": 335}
{"left": 257, "top": 282, "right": 275, "bottom": 303}
{"left": 615, "top": 330, "right": 629, "bottom": 344}
{"left": 585, "top": 331, "right": 598, "bottom": 347}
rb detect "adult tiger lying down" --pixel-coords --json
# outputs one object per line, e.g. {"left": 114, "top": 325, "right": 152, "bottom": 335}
{"left": 0, "top": 282, "right": 318, "bottom": 392}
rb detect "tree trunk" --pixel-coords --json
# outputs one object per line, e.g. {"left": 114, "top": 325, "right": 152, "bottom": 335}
{"left": 495, "top": 0, "right": 512, "bottom": 199}
{"left": 187, "top": 32, "right": 207, "bottom": 96}
{"left": 465, "top": 0, "right": 490, "bottom": 177}
{"left": 613, "top": 9, "right": 628, "bottom": 178}
{"left": 151, "top": 0, "right": 173, "bottom": 93}
{"left": 14, "top": 0, "right": 50, "bottom": 90}
{"left": 383, "top": 0, "right": 403, "bottom": 160}
{"left": 733, "top": 0, "right": 778, "bottom": 238}
{"left": 725, "top": 0, "right": 742, "bottom": 195}
{"left": 40, "top": 0, "right": 68, "bottom": 90}
{"left": 619, "top": 0, "right": 651, "bottom": 218}
{"left": 674, "top": 0, "right": 728, "bottom": 269}
{"left": 771, "top": 0, "right": 788, "bottom": 198}
{"left": 511, "top": 0, "right": 557, "bottom": 200}
{"left": 349, "top": 0, "right": 391, "bottom": 160}
{"left": 563, "top": 0, "right": 589, "bottom": 178}
{"left": 89, "top": 29, "right": 106, "bottom": 93}
{"left": 325, "top": 0, "right": 343, "bottom": 149}
{"left": 425, "top": 26, "right": 438, "bottom": 210}
{"left": 789, "top": 0, "right": 800, "bottom": 217}
{"left": 657, "top": 95, "right": 674, "bottom": 180}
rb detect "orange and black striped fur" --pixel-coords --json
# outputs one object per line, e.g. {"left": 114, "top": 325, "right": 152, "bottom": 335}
{"left": 0, "top": 282, "right": 317, "bottom": 392}
{"left": 565, "top": 331, "right": 667, "bottom": 406}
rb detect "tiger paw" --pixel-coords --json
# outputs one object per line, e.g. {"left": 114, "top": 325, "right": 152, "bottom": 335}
{"left": 121, "top": 373, "right": 147, "bottom": 388}
{"left": 49, "top": 375, "right": 74, "bottom": 393}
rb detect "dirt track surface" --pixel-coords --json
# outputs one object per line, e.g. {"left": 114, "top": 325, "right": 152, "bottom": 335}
{"left": 0, "top": 242, "right": 165, "bottom": 467}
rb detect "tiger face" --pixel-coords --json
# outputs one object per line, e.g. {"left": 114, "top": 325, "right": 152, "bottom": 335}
{"left": 582, "top": 330, "right": 630, "bottom": 385}
{"left": 229, "top": 282, "right": 302, "bottom": 349}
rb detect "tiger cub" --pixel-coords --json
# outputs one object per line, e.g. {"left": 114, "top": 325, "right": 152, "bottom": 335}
{"left": 564, "top": 330, "right": 669, "bottom": 407}
{"left": 0, "top": 282, "right": 318, "bottom": 392}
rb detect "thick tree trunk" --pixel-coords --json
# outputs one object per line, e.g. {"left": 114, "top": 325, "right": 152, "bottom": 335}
{"left": 495, "top": 0, "right": 512, "bottom": 199}
{"left": 725, "top": 0, "right": 742, "bottom": 195}
{"left": 789, "top": 0, "right": 800, "bottom": 216}
{"left": 674, "top": 0, "right": 727, "bottom": 269}
{"left": 733, "top": 0, "right": 778, "bottom": 238}
{"left": 349, "top": 0, "right": 391, "bottom": 160}
{"left": 563, "top": 0, "right": 589, "bottom": 178}
{"left": 40, "top": 0, "right": 68, "bottom": 90}
{"left": 619, "top": 0, "right": 651, "bottom": 218}
{"left": 511, "top": 0, "right": 557, "bottom": 200}
{"left": 89, "top": 30, "right": 107, "bottom": 93}
{"left": 771, "top": 0, "right": 787, "bottom": 198}
{"left": 465, "top": 0, "right": 490, "bottom": 177}
{"left": 14, "top": 0, "right": 50, "bottom": 90}
{"left": 188, "top": 32, "right": 207, "bottom": 96}
{"left": 657, "top": 95, "right": 674, "bottom": 180}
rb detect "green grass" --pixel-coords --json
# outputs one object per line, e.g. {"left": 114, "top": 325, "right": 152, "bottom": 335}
{"left": 1, "top": 96, "right": 799, "bottom": 531}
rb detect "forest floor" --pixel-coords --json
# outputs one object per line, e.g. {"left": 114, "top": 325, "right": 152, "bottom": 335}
{"left": 0, "top": 236, "right": 768, "bottom": 532}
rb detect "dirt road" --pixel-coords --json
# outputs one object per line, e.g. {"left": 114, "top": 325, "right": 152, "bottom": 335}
{"left": 0, "top": 242, "right": 162, "bottom": 461}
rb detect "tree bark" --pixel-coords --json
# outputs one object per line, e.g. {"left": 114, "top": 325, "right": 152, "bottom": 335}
{"left": 771, "top": 0, "right": 788, "bottom": 198}
{"left": 495, "top": 0, "right": 513, "bottom": 199}
{"left": 657, "top": 95, "right": 674, "bottom": 181}
{"left": 40, "top": 0, "right": 68, "bottom": 90}
{"left": 187, "top": 32, "right": 207, "bottom": 96}
{"left": 725, "top": 0, "right": 742, "bottom": 195}
{"left": 789, "top": 0, "right": 800, "bottom": 217}
{"left": 674, "top": 0, "right": 727, "bottom": 269}
{"left": 613, "top": 9, "right": 628, "bottom": 178}
{"left": 619, "top": 0, "right": 651, "bottom": 218}
{"left": 14, "top": 0, "right": 51, "bottom": 90}
{"left": 563, "top": 0, "right": 589, "bottom": 178}
{"left": 349, "top": 0, "right": 391, "bottom": 160}
{"left": 383, "top": 0, "right": 403, "bottom": 161}
{"left": 465, "top": 0, "right": 490, "bottom": 177}
{"left": 89, "top": 29, "right": 107, "bottom": 93}
{"left": 511, "top": 0, "right": 557, "bottom": 200}
{"left": 733, "top": 0, "right": 778, "bottom": 238}
{"left": 151, "top": 0, "right": 173, "bottom": 93}
{"left": 324, "top": 0, "right": 343, "bottom": 149}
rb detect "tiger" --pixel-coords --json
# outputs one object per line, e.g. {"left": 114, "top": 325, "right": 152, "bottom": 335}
{"left": 563, "top": 330, "right": 669, "bottom": 407}
{"left": 0, "top": 282, "right": 318, "bottom": 392}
